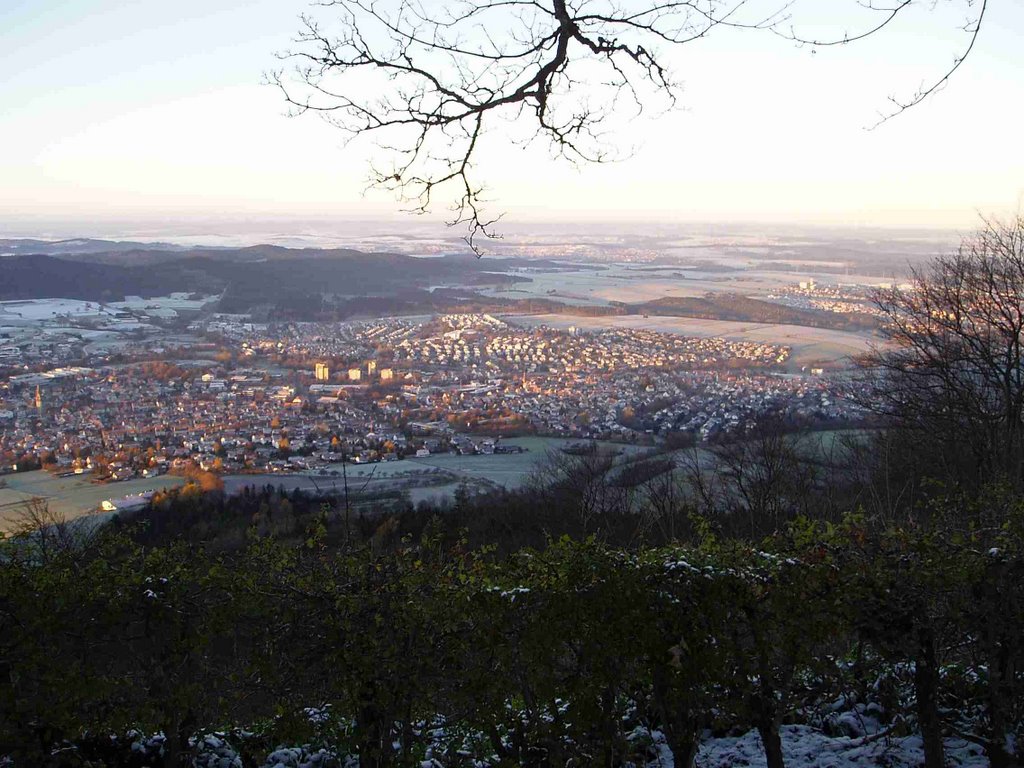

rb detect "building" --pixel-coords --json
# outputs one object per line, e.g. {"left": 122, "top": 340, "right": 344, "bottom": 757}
{"left": 348, "top": 368, "right": 362, "bottom": 382}
{"left": 366, "top": 360, "right": 377, "bottom": 375}
{"left": 100, "top": 491, "right": 155, "bottom": 513}
{"left": 314, "top": 362, "right": 330, "bottom": 381}
{"left": 379, "top": 368, "right": 394, "bottom": 381}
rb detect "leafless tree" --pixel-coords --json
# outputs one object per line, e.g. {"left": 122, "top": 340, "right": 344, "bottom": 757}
{"left": 7, "top": 497, "right": 92, "bottom": 563}
{"left": 273, "top": 0, "right": 987, "bottom": 252}
{"left": 861, "top": 215, "right": 1024, "bottom": 494}
{"left": 636, "top": 459, "right": 691, "bottom": 542}
{"left": 680, "top": 418, "right": 828, "bottom": 536}
{"left": 529, "top": 443, "right": 623, "bottom": 533}
{"left": 832, "top": 428, "right": 916, "bottom": 523}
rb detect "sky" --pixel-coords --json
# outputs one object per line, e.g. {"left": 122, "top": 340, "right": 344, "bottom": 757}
{"left": 1, "top": 0, "right": 1022, "bottom": 236}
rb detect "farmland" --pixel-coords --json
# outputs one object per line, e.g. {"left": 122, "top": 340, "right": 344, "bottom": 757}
{"left": 223, "top": 437, "right": 648, "bottom": 503}
{"left": 479, "top": 262, "right": 905, "bottom": 307}
{"left": 0, "top": 471, "right": 184, "bottom": 533}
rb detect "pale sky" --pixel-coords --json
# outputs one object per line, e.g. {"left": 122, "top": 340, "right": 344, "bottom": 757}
{"left": 1, "top": 0, "right": 1022, "bottom": 232}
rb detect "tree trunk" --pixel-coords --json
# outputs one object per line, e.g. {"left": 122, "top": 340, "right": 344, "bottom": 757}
{"left": 986, "top": 740, "right": 1013, "bottom": 768}
{"left": 664, "top": 727, "right": 700, "bottom": 768}
{"left": 599, "top": 685, "right": 624, "bottom": 767}
{"left": 161, "top": 709, "right": 197, "bottom": 768}
{"left": 652, "top": 661, "right": 701, "bottom": 768}
{"left": 914, "top": 628, "right": 946, "bottom": 768}
{"left": 163, "top": 729, "right": 189, "bottom": 768}
{"left": 757, "top": 720, "right": 785, "bottom": 768}
{"left": 356, "top": 683, "right": 393, "bottom": 768}
{"left": 484, "top": 721, "right": 511, "bottom": 763}
{"left": 984, "top": 667, "right": 1011, "bottom": 765}
{"left": 983, "top": 594, "right": 1016, "bottom": 768}
{"left": 400, "top": 699, "right": 414, "bottom": 765}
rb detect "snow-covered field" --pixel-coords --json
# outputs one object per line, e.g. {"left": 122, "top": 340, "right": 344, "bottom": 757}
{"left": 0, "top": 298, "right": 117, "bottom": 322}
{"left": 111, "top": 293, "right": 217, "bottom": 317}
{"left": 223, "top": 438, "right": 646, "bottom": 501}
{"left": 0, "top": 295, "right": 215, "bottom": 325}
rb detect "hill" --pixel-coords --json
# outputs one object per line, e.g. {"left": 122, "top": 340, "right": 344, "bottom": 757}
{"left": 0, "top": 248, "right": 529, "bottom": 311}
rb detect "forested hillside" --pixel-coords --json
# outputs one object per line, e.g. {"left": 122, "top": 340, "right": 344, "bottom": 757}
{"left": 0, "top": 250, "right": 521, "bottom": 306}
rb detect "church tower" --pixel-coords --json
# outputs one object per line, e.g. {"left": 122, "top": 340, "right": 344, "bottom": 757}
{"left": 34, "top": 385, "right": 42, "bottom": 413}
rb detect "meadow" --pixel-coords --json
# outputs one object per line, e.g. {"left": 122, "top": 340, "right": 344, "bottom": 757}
{"left": 0, "top": 470, "right": 184, "bottom": 533}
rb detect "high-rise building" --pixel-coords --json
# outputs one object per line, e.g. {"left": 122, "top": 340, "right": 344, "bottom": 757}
{"left": 315, "top": 363, "right": 330, "bottom": 381}
{"left": 379, "top": 368, "right": 394, "bottom": 382}
{"left": 34, "top": 385, "right": 42, "bottom": 412}
{"left": 348, "top": 368, "right": 362, "bottom": 382}
{"left": 366, "top": 360, "right": 377, "bottom": 375}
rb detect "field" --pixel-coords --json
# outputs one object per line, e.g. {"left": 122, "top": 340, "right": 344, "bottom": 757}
{"left": 507, "top": 313, "right": 879, "bottom": 370}
{"left": 477, "top": 263, "right": 903, "bottom": 307}
{"left": 480, "top": 261, "right": 888, "bottom": 370}
{"left": 224, "top": 437, "right": 648, "bottom": 502}
{"left": 0, "top": 298, "right": 118, "bottom": 324}
{"left": 111, "top": 293, "right": 217, "bottom": 317}
{"left": 0, "top": 471, "right": 184, "bottom": 533}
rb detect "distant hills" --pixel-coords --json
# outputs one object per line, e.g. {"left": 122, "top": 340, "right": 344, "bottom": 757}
{"left": 0, "top": 238, "right": 189, "bottom": 257}
{"left": 0, "top": 242, "right": 537, "bottom": 314}
{"left": 0, "top": 254, "right": 192, "bottom": 302}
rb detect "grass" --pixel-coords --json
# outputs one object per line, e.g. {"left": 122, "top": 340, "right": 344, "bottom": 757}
{"left": 0, "top": 470, "right": 184, "bottom": 533}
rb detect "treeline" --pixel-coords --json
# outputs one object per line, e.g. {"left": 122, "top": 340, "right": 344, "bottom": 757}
{"left": 2, "top": 513, "right": 1023, "bottom": 767}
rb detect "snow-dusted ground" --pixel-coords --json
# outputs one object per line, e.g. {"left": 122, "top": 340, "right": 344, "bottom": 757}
{"left": 111, "top": 725, "right": 992, "bottom": 768}
{"left": 688, "top": 726, "right": 987, "bottom": 768}
{"left": 0, "top": 298, "right": 117, "bottom": 322}
{"left": 9, "top": 700, "right": 997, "bottom": 767}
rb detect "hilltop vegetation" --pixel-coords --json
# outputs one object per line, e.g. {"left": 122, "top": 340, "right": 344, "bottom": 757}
{"left": 2, "top": 503, "right": 1022, "bottom": 768}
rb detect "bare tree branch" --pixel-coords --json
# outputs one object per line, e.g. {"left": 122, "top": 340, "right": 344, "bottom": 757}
{"left": 273, "top": 0, "right": 986, "bottom": 253}
{"left": 867, "top": 0, "right": 987, "bottom": 128}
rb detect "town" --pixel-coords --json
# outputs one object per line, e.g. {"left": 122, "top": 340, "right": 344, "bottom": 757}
{"left": 0, "top": 310, "right": 868, "bottom": 482}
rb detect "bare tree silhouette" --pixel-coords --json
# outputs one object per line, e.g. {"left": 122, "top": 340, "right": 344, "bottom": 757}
{"left": 862, "top": 215, "right": 1024, "bottom": 493}
{"left": 272, "top": 0, "right": 987, "bottom": 252}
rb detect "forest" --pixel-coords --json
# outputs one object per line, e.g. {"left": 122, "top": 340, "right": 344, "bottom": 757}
{"left": 1, "top": 486, "right": 1022, "bottom": 768}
